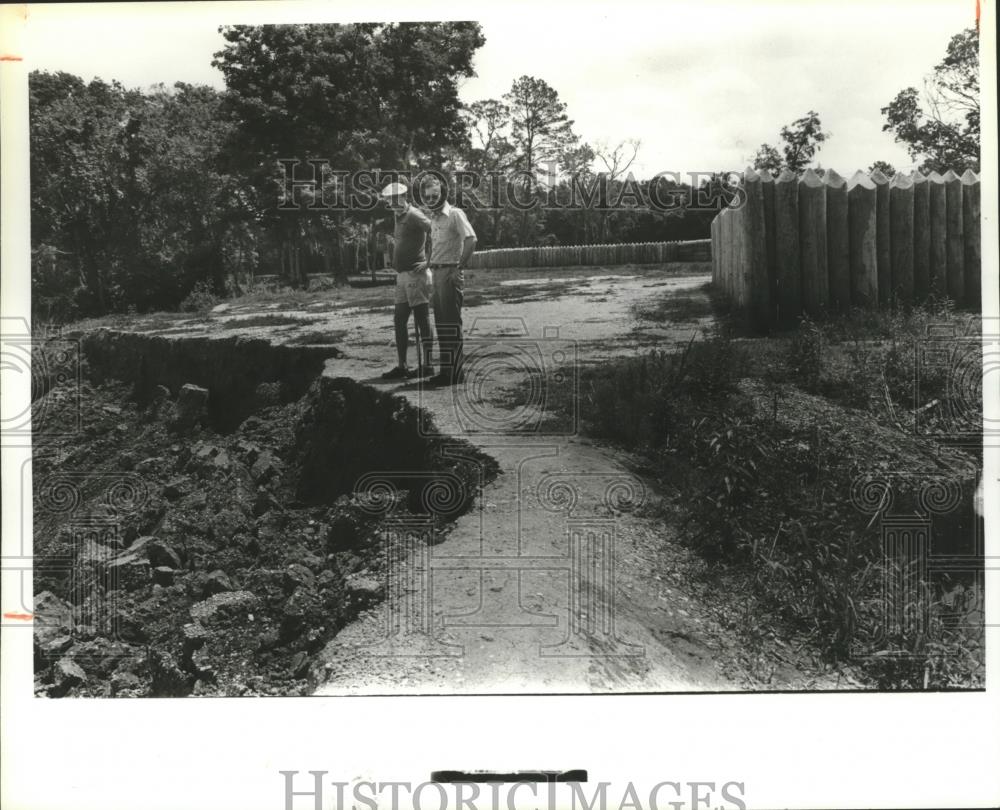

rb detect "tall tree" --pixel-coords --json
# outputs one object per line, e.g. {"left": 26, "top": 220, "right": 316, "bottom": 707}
{"left": 30, "top": 72, "right": 240, "bottom": 317}
{"left": 212, "top": 23, "right": 484, "bottom": 281}
{"left": 752, "top": 110, "right": 830, "bottom": 173}
{"left": 881, "top": 27, "right": 979, "bottom": 173}
{"left": 30, "top": 73, "right": 146, "bottom": 314}
{"left": 461, "top": 99, "right": 518, "bottom": 247}
{"left": 593, "top": 139, "right": 642, "bottom": 241}
{"left": 501, "top": 76, "right": 577, "bottom": 245}
{"left": 503, "top": 76, "right": 577, "bottom": 187}
{"left": 463, "top": 99, "right": 516, "bottom": 173}
{"left": 868, "top": 160, "right": 896, "bottom": 177}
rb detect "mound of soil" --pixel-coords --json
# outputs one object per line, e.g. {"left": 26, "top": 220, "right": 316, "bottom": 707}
{"left": 31, "top": 344, "right": 495, "bottom": 697}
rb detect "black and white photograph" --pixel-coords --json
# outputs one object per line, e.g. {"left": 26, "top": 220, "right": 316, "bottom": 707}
{"left": 1, "top": 0, "right": 997, "bottom": 807}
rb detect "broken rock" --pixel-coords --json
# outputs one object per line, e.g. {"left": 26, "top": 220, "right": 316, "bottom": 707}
{"left": 289, "top": 651, "right": 311, "bottom": 679}
{"left": 345, "top": 573, "right": 383, "bottom": 602}
{"left": 152, "top": 566, "right": 175, "bottom": 586}
{"left": 135, "top": 456, "right": 166, "bottom": 475}
{"left": 283, "top": 563, "right": 316, "bottom": 593}
{"left": 52, "top": 658, "right": 87, "bottom": 695}
{"left": 203, "top": 569, "right": 235, "bottom": 596}
{"left": 110, "top": 670, "right": 143, "bottom": 696}
{"left": 33, "top": 590, "right": 75, "bottom": 648}
{"left": 250, "top": 451, "right": 283, "bottom": 484}
{"left": 162, "top": 477, "right": 190, "bottom": 500}
{"left": 148, "top": 650, "right": 191, "bottom": 697}
{"left": 144, "top": 540, "right": 182, "bottom": 570}
{"left": 189, "top": 591, "right": 259, "bottom": 626}
{"left": 252, "top": 490, "right": 280, "bottom": 518}
{"left": 174, "top": 383, "right": 209, "bottom": 428}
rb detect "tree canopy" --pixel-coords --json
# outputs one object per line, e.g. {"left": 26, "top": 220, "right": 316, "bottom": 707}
{"left": 751, "top": 110, "right": 830, "bottom": 174}
{"left": 881, "top": 27, "right": 979, "bottom": 173}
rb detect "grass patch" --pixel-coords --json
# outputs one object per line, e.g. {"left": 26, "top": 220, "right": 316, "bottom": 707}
{"left": 776, "top": 303, "right": 981, "bottom": 431}
{"left": 520, "top": 305, "right": 983, "bottom": 689}
{"left": 631, "top": 282, "right": 715, "bottom": 323}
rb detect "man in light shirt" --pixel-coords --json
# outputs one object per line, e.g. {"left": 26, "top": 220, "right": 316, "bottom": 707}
{"left": 421, "top": 175, "right": 477, "bottom": 387}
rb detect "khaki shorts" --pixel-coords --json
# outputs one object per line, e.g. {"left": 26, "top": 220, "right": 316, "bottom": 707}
{"left": 394, "top": 267, "right": 433, "bottom": 307}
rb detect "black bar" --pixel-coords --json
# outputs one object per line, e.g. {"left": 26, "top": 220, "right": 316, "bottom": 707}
{"left": 431, "top": 770, "right": 587, "bottom": 784}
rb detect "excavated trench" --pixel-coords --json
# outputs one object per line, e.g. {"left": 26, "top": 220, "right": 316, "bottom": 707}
{"left": 31, "top": 329, "right": 497, "bottom": 697}
{"left": 82, "top": 330, "right": 342, "bottom": 432}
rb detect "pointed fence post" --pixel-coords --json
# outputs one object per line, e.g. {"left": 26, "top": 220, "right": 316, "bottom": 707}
{"left": 719, "top": 210, "right": 729, "bottom": 299}
{"left": 943, "top": 169, "right": 964, "bottom": 302}
{"left": 847, "top": 170, "right": 878, "bottom": 308}
{"left": 889, "top": 172, "right": 915, "bottom": 305}
{"left": 736, "top": 192, "right": 748, "bottom": 312}
{"left": 825, "top": 169, "right": 850, "bottom": 310}
{"left": 711, "top": 217, "right": 719, "bottom": 285}
{"left": 759, "top": 169, "right": 778, "bottom": 323}
{"left": 799, "top": 168, "right": 828, "bottom": 316}
{"left": 871, "top": 169, "right": 892, "bottom": 307}
{"left": 912, "top": 171, "right": 930, "bottom": 303}
{"left": 743, "top": 168, "right": 771, "bottom": 332}
{"left": 928, "top": 171, "right": 947, "bottom": 298}
{"left": 961, "top": 169, "right": 981, "bottom": 309}
{"left": 774, "top": 168, "right": 801, "bottom": 326}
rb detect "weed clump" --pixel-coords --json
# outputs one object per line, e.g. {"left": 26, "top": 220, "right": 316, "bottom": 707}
{"left": 558, "top": 303, "right": 983, "bottom": 688}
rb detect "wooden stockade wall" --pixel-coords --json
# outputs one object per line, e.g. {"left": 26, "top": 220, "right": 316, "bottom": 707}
{"left": 711, "top": 167, "right": 982, "bottom": 332}
{"left": 467, "top": 238, "right": 712, "bottom": 270}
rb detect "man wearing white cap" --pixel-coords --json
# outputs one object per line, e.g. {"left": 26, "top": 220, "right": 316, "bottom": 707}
{"left": 380, "top": 181, "right": 434, "bottom": 380}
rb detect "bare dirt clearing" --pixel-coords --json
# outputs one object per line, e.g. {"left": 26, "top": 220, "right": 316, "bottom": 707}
{"left": 39, "top": 262, "right": 859, "bottom": 695}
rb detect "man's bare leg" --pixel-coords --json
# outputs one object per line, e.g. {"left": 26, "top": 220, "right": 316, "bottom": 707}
{"left": 382, "top": 303, "right": 412, "bottom": 379}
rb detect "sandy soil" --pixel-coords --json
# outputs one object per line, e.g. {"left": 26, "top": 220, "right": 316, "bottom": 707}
{"left": 72, "top": 263, "right": 853, "bottom": 693}
{"left": 255, "top": 264, "right": 842, "bottom": 693}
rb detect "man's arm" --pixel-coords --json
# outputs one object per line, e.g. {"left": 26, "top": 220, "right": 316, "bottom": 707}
{"left": 459, "top": 236, "right": 477, "bottom": 269}
{"left": 455, "top": 209, "right": 477, "bottom": 269}
{"left": 411, "top": 207, "right": 433, "bottom": 269}
{"left": 412, "top": 207, "right": 432, "bottom": 234}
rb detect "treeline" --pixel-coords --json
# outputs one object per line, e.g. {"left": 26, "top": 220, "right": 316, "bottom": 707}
{"left": 29, "top": 22, "right": 721, "bottom": 321}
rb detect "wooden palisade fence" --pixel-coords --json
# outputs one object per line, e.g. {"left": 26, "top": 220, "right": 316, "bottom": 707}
{"left": 467, "top": 238, "right": 711, "bottom": 270}
{"left": 711, "top": 167, "right": 981, "bottom": 332}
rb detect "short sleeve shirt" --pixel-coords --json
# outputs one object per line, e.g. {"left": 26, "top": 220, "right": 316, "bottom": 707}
{"left": 428, "top": 202, "right": 476, "bottom": 265}
{"left": 392, "top": 206, "right": 431, "bottom": 273}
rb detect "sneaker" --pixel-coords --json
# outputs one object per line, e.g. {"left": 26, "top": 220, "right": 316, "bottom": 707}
{"left": 381, "top": 366, "right": 409, "bottom": 380}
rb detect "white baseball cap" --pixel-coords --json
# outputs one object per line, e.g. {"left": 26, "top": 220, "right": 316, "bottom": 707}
{"left": 380, "top": 181, "right": 409, "bottom": 198}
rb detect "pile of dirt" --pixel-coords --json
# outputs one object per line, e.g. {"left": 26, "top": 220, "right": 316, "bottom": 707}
{"left": 32, "top": 346, "right": 495, "bottom": 697}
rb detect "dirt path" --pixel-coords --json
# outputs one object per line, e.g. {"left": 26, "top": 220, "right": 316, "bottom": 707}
{"left": 295, "top": 266, "right": 825, "bottom": 693}
{"left": 74, "top": 263, "right": 845, "bottom": 692}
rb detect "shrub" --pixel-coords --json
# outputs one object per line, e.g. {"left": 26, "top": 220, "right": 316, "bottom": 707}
{"left": 575, "top": 320, "right": 982, "bottom": 684}
{"left": 180, "top": 281, "right": 221, "bottom": 313}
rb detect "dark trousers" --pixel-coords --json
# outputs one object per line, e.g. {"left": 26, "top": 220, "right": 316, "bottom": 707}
{"left": 431, "top": 265, "right": 464, "bottom": 380}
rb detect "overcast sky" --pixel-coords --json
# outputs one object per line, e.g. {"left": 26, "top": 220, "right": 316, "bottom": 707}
{"left": 19, "top": 0, "right": 977, "bottom": 177}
